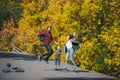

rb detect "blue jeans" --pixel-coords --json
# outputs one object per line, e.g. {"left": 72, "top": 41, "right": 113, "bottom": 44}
{"left": 64, "top": 47, "right": 76, "bottom": 68}
{"left": 55, "top": 54, "right": 60, "bottom": 66}
{"left": 42, "top": 44, "right": 53, "bottom": 60}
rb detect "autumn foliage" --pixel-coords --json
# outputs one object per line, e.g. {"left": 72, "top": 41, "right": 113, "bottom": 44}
{"left": 0, "top": 0, "right": 120, "bottom": 78}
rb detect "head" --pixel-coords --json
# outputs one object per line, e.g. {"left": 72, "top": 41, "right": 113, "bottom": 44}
{"left": 6, "top": 63, "right": 11, "bottom": 68}
{"left": 67, "top": 35, "right": 70, "bottom": 41}
{"left": 56, "top": 45, "right": 60, "bottom": 50}
{"left": 57, "top": 45, "right": 60, "bottom": 49}
{"left": 47, "top": 26, "right": 52, "bottom": 31}
{"left": 66, "top": 35, "right": 73, "bottom": 40}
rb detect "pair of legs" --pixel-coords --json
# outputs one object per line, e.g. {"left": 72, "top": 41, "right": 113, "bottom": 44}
{"left": 40, "top": 44, "right": 53, "bottom": 63}
{"left": 55, "top": 55, "right": 60, "bottom": 68}
{"left": 64, "top": 47, "right": 76, "bottom": 69}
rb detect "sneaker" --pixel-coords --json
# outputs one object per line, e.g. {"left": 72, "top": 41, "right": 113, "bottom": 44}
{"left": 64, "top": 68, "right": 68, "bottom": 71}
{"left": 54, "top": 65, "right": 57, "bottom": 69}
{"left": 45, "top": 59, "right": 49, "bottom": 64}
{"left": 74, "top": 66, "right": 77, "bottom": 70}
{"left": 57, "top": 66, "right": 60, "bottom": 69}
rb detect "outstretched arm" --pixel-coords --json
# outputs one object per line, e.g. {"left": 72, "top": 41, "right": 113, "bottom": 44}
{"left": 54, "top": 40, "right": 58, "bottom": 45}
{"left": 38, "top": 31, "right": 46, "bottom": 37}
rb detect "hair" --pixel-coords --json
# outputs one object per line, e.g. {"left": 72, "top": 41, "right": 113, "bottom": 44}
{"left": 55, "top": 45, "right": 60, "bottom": 49}
{"left": 68, "top": 34, "right": 74, "bottom": 40}
{"left": 47, "top": 25, "right": 52, "bottom": 28}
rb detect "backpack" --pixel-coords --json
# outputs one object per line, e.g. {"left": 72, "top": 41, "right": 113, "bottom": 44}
{"left": 39, "top": 30, "right": 48, "bottom": 42}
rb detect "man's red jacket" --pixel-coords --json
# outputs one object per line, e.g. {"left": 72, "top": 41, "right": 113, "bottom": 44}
{"left": 38, "top": 29, "right": 53, "bottom": 44}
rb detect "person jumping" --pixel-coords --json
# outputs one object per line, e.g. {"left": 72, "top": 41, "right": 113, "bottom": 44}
{"left": 38, "top": 26, "right": 57, "bottom": 64}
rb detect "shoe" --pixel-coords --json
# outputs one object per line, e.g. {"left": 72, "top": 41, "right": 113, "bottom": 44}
{"left": 57, "top": 65, "right": 60, "bottom": 69}
{"left": 45, "top": 59, "right": 49, "bottom": 64}
{"left": 54, "top": 65, "right": 57, "bottom": 69}
{"left": 64, "top": 68, "right": 68, "bottom": 71}
{"left": 74, "top": 66, "right": 77, "bottom": 70}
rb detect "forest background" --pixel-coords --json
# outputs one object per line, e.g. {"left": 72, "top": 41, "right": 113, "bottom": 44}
{"left": 0, "top": 0, "right": 119, "bottom": 78}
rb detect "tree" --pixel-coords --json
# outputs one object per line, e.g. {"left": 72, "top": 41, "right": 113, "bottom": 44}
{"left": 1, "top": 0, "right": 120, "bottom": 78}
{"left": 0, "top": 0, "right": 23, "bottom": 29}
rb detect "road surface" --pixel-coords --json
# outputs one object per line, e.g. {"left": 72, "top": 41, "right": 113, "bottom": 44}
{"left": 0, "top": 52, "right": 119, "bottom": 80}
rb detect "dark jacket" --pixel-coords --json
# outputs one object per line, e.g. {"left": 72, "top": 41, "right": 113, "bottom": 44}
{"left": 72, "top": 42, "right": 80, "bottom": 51}
{"left": 64, "top": 41, "right": 81, "bottom": 54}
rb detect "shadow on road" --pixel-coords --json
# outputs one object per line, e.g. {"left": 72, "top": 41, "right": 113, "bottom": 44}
{"left": 44, "top": 68, "right": 89, "bottom": 73}
{"left": 42, "top": 77, "right": 119, "bottom": 80}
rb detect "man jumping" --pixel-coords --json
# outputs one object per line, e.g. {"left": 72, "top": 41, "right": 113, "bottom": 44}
{"left": 38, "top": 26, "right": 57, "bottom": 64}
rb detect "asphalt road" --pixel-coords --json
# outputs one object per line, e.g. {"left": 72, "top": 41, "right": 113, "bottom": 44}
{"left": 0, "top": 52, "right": 119, "bottom": 80}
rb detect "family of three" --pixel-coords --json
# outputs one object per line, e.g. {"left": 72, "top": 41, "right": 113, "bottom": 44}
{"left": 38, "top": 26, "right": 81, "bottom": 70}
